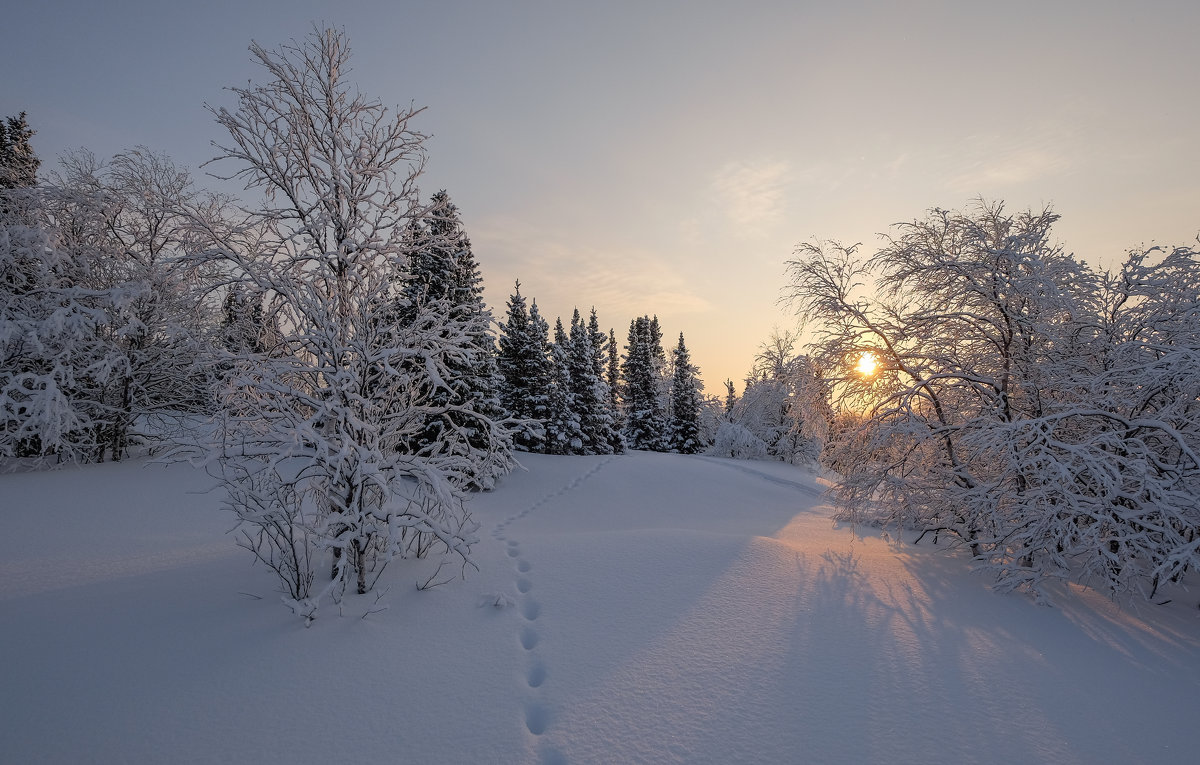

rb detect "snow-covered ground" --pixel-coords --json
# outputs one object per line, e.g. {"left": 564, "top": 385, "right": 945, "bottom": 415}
{"left": 2, "top": 452, "right": 1198, "bottom": 764}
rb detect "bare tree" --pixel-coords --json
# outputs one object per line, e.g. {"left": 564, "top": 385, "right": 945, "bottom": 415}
{"left": 195, "top": 27, "right": 494, "bottom": 620}
{"left": 1, "top": 148, "right": 221, "bottom": 464}
{"left": 787, "top": 201, "right": 1200, "bottom": 601}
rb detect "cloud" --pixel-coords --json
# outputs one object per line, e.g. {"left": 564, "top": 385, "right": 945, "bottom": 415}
{"left": 471, "top": 215, "right": 713, "bottom": 320}
{"left": 711, "top": 159, "right": 792, "bottom": 229}
{"left": 947, "top": 147, "right": 1071, "bottom": 193}
{"left": 943, "top": 122, "right": 1078, "bottom": 194}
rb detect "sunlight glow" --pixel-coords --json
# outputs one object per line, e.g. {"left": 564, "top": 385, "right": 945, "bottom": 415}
{"left": 856, "top": 351, "right": 878, "bottom": 377}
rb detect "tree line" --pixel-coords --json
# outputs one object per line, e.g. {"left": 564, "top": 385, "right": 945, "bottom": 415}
{"left": 0, "top": 27, "right": 726, "bottom": 620}
{"left": 496, "top": 290, "right": 707, "bottom": 457}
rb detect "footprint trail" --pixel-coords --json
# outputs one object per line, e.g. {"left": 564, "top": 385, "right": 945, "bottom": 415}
{"left": 491, "top": 456, "right": 617, "bottom": 757}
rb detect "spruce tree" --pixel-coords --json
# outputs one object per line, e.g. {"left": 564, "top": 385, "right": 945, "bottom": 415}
{"left": 525, "top": 300, "right": 553, "bottom": 435}
{"left": 605, "top": 327, "right": 625, "bottom": 446}
{"left": 587, "top": 309, "right": 622, "bottom": 453}
{"left": 498, "top": 282, "right": 553, "bottom": 451}
{"left": 221, "top": 286, "right": 275, "bottom": 355}
{"left": 647, "top": 315, "right": 670, "bottom": 439}
{"left": 546, "top": 317, "right": 582, "bottom": 454}
{"left": 621, "top": 316, "right": 668, "bottom": 450}
{"left": 561, "top": 307, "right": 617, "bottom": 455}
{"left": 566, "top": 309, "right": 595, "bottom": 450}
{"left": 398, "top": 190, "right": 511, "bottom": 487}
{"left": 0, "top": 113, "right": 40, "bottom": 189}
{"left": 606, "top": 327, "right": 621, "bottom": 412}
{"left": 497, "top": 282, "right": 531, "bottom": 424}
{"left": 669, "top": 332, "right": 702, "bottom": 453}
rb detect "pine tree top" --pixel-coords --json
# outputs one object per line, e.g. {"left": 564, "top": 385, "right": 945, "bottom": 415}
{"left": 0, "top": 112, "right": 40, "bottom": 189}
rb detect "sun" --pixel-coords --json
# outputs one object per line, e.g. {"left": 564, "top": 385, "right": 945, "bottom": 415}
{"left": 856, "top": 351, "right": 878, "bottom": 377}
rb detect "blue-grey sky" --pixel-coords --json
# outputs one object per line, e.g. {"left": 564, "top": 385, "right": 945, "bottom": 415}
{"left": 7, "top": 0, "right": 1199, "bottom": 390}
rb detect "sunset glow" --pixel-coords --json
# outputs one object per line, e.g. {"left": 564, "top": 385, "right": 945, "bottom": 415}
{"left": 856, "top": 351, "right": 878, "bottom": 377}
{"left": 6, "top": 3, "right": 1199, "bottom": 390}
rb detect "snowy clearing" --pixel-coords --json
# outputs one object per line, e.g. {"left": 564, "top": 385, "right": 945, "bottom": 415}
{"left": 2, "top": 452, "right": 1198, "bottom": 764}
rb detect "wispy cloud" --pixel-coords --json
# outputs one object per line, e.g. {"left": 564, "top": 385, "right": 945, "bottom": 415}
{"left": 947, "top": 147, "right": 1071, "bottom": 192}
{"left": 944, "top": 122, "right": 1078, "bottom": 194}
{"left": 711, "top": 159, "right": 791, "bottom": 229}
{"left": 472, "top": 215, "right": 712, "bottom": 319}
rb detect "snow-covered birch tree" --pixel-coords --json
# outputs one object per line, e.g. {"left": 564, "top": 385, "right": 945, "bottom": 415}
{"left": 196, "top": 27, "right": 493, "bottom": 620}
{"left": 2, "top": 138, "right": 221, "bottom": 464}
{"left": 786, "top": 200, "right": 1200, "bottom": 601}
{"left": 58, "top": 148, "right": 220, "bottom": 459}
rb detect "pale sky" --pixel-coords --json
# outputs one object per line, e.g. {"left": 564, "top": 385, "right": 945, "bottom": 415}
{"left": 7, "top": 0, "right": 1199, "bottom": 392}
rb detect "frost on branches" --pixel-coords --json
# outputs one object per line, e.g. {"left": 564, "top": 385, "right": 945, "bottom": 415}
{"left": 2, "top": 143, "right": 217, "bottom": 464}
{"left": 395, "top": 190, "right": 514, "bottom": 490}
{"left": 0, "top": 185, "right": 110, "bottom": 463}
{"left": 710, "top": 331, "right": 825, "bottom": 465}
{"left": 787, "top": 200, "right": 1200, "bottom": 602}
{"left": 195, "top": 27, "right": 502, "bottom": 621}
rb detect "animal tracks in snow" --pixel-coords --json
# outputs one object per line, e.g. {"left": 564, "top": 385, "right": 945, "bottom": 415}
{"left": 520, "top": 625, "right": 540, "bottom": 650}
{"left": 524, "top": 701, "right": 550, "bottom": 735}
{"left": 527, "top": 659, "right": 547, "bottom": 688}
{"left": 521, "top": 599, "right": 541, "bottom": 621}
{"left": 490, "top": 456, "right": 617, "bottom": 752}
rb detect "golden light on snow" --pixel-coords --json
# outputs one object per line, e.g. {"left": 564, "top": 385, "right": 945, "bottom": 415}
{"left": 856, "top": 351, "right": 878, "bottom": 377}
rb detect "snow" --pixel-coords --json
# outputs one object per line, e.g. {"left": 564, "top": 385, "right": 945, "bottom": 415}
{"left": 2, "top": 451, "right": 1199, "bottom": 764}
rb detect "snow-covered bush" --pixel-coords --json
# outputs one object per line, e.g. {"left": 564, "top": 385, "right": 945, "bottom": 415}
{"left": 709, "top": 420, "right": 769, "bottom": 460}
{"left": 712, "top": 331, "right": 824, "bottom": 465}
{"left": 1, "top": 147, "right": 223, "bottom": 465}
{"left": 0, "top": 193, "right": 113, "bottom": 463}
{"left": 787, "top": 200, "right": 1200, "bottom": 601}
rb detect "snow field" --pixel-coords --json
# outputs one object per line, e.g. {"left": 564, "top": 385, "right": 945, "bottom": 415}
{"left": 2, "top": 452, "right": 1199, "bottom": 764}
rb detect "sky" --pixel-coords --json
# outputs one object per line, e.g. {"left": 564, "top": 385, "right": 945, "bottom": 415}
{"left": 6, "top": 0, "right": 1199, "bottom": 391}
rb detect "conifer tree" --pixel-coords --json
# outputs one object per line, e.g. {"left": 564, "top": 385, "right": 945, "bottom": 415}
{"left": 546, "top": 317, "right": 582, "bottom": 454}
{"left": 526, "top": 300, "right": 554, "bottom": 436}
{"left": 648, "top": 315, "right": 669, "bottom": 413}
{"left": 498, "top": 282, "right": 553, "bottom": 451}
{"left": 588, "top": 309, "right": 623, "bottom": 453}
{"left": 562, "top": 307, "right": 618, "bottom": 455}
{"left": 397, "top": 190, "right": 511, "bottom": 488}
{"left": 606, "top": 327, "right": 621, "bottom": 411}
{"left": 221, "top": 286, "right": 279, "bottom": 356}
{"left": 669, "top": 332, "right": 702, "bottom": 453}
{"left": 0, "top": 112, "right": 40, "bottom": 189}
{"left": 497, "top": 282, "right": 531, "bottom": 429}
{"left": 622, "top": 315, "right": 668, "bottom": 450}
{"left": 566, "top": 309, "right": 597, "bottom": 450}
